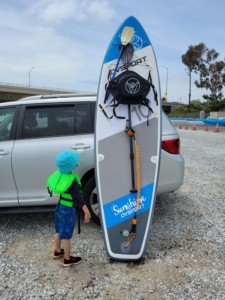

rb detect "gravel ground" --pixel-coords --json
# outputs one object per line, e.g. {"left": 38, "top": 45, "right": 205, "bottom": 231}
{"left": 1, "top": 128, "right": 225, "bottom": 300}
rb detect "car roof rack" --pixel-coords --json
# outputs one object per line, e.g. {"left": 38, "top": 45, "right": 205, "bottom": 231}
{"left": 18, "top": 93, "right": 96, "bottom": 101}
{"left": 40, "top": 93, "right": 96, "bottom": 99}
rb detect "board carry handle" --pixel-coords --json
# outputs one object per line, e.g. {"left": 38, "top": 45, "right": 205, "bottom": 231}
{"left": 104, "top": 26, "right": 134, "bottom": 103}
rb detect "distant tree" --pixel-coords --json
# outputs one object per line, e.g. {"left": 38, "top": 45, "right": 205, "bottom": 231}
{"left": 182, "top": 44, "right": 225, "bottom": 111}
{"left": 182, "top": 43, "right": 206, "bottom": 109}
{"left": 194, "top": 49, "right": 225, "bottom": 110}
{"left": 190, "top": 99, "right": 203, "bottom": 110}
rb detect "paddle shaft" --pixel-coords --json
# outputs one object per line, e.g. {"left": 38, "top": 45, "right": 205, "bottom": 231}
{"left": 104, "top": 26, "right": 134, "bottom": 103}
{"left": 104, "top": 46, "right": 125, "bottom": 102}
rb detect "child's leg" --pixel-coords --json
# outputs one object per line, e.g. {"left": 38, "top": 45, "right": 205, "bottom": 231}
{"left": 63, "top": 239, "right": 71, "bottom": 260}
{"left": 54, "top": 233, "right": 62, "bottom": 252}
{"left": 54, "top": 204, "right": 62, "bottom": 253}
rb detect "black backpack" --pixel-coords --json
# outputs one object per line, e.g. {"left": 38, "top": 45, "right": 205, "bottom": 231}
{"left": 108, "top": 70, "right": 151, "bottom": 105}
{"left": 104, "top": 70, "right": 157, "bottom": 119}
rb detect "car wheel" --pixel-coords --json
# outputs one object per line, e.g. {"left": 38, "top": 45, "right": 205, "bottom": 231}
{"left": 83, "top": 176, "right": 100, "bottom": 225}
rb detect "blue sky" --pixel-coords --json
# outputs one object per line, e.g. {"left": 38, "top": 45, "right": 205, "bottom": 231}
{"left": 0, "top": 0, "right": 224, "bottom": 104}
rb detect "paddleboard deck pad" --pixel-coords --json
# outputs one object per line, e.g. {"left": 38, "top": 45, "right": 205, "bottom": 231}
{"left": 95, "top": 16, "right": 161, "bottom": 260}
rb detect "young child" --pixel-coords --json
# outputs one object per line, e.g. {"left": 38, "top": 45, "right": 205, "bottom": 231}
{"left": 47, "top": 150, "right": 91, "bottom": 267}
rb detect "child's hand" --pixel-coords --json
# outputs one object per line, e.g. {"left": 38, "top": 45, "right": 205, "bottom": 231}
{"left": 84, "top": 211, "right": 91, "bottom": 223}
{"left": 82, "top": 205, "right": 91, "bottom": 223}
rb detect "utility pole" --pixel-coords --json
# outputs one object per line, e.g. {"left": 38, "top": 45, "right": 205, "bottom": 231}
{"left": 28, "top": 66, "right": 35, "bottom": 88}
{"left": 161, "top": 66, "right": 168, "bottom": 101}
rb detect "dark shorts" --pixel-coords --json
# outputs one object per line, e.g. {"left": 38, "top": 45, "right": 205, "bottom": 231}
{"left": 54, "top": 204, "right": 76, "bottom": 240}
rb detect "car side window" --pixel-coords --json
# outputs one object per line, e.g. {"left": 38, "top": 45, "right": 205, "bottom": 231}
{"left": 75, "top": 103, "right": 93, "bottom": 134}
{"left": 22, "top": 105, "right": 75, "bottom": 138}
{"left": 0, "top": 107, "right": 17, "bottom": 142}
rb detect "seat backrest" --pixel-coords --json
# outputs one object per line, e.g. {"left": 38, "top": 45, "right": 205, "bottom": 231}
{"left": 24, "top": 112, "right": 37, "bottom": 128}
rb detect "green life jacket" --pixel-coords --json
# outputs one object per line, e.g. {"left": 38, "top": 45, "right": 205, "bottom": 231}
{"left": 46, "top": 170, "right": 81, "bottom": 207}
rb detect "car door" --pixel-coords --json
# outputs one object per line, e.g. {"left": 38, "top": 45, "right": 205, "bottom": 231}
{"left": 0, "top": 106, "right": 20, "bottom": 206}
{"left": 12, "top": 102, "right": 94, "bottom": 206}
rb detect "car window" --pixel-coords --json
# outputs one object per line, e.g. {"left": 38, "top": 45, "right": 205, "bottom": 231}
{"left": 75, "top": 103, "right": 93, "bottom": 134}
{"left": 22, "top": 105, "right": 75, "bottom": 138}
{"left": 22, "top": 103, "right": 93, "bottom": 139}
{"left": 0, "top": 107, "right": 17, "bottom": 141}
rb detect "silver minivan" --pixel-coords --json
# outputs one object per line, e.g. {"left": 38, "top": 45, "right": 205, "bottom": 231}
{"left": 0, "top": 94, "right": 184, "bottom": 224}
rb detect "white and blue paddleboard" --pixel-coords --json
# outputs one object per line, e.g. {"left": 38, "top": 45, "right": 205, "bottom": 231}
{"left": 95, "top": 16, "right": 161, "bottom": 260}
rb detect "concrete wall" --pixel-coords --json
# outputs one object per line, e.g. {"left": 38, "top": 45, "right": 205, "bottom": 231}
{"left": 210, "top": 111, "right": 225, "bottom": 118}
{"left": 0, "top": 84, "right": 78, "bottom": 103}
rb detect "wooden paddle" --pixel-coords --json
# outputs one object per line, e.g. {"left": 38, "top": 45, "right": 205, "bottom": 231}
{"left": 121, "top": 26, "right": 134, "bottom": 46}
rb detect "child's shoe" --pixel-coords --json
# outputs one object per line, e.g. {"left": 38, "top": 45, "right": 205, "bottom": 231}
{"left": 52, "top": 249, "right": 64, "bottom": 259}
{"left": 63, "top": 256, "right": 82, "bottom": 267}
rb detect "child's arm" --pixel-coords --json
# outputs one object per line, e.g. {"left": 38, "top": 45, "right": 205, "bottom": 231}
{"left": 69, "top": 180, "right": 91, "bottom": 223}
{"left": 82, "top": 205, "right": 91, "bottom": 223}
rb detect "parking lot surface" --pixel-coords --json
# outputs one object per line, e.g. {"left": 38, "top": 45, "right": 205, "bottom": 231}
{"left": 0, "top": 128, "right": 225, "bottom": 299}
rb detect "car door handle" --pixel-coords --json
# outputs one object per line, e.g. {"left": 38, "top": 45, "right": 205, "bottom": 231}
{"left": 0, "top": 149, "right": 10, "bottom": 155}
{"left": 71, "top": 144, "right": 91, "bottom": 150}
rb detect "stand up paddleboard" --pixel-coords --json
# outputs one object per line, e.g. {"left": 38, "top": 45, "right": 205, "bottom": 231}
{"left": 95, "top": 16, "right": 161, "bottom": 260}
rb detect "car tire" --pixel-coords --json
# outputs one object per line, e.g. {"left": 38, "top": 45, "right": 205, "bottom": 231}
{"left": 83, "top": 176, "right": 100, "bottom": 225}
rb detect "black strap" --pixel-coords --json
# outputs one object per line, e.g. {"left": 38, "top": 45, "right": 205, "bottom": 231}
{"left": 59, "top": 195, "right": 73, "bottom": 202}
{"left": 113, "top": 102, "right": 126, "bottom": 119}
{"left": 148, "top": 71, "right": 158, "bottom": 106}
{"left": 77, "top": 208, "right": 81, "bottom": 234}
{"left": 47, "top": 187, "right": 52, "bottom": 197}
{"left": 99, "top": 104, "right": 113, "bottom": 119}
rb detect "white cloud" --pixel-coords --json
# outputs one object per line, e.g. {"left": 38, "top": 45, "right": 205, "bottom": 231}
{"left": 0, "top": 4, "right": 89, "bottom": 89}
{"left": 82, "top": 0, "right": 115, "bottom": 20}
{"left": 0, "top": 0, "right": 224, "bottom": 98}
{"left": 28, "top": 0, "right": 115, "bottom": 24}
{"left": 39, "top": 0, "right": 78, "bottom": 23}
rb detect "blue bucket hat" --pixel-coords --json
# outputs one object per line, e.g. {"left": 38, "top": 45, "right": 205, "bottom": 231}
{"left": 55, "top": 150, "right": 80, "bottom": 174}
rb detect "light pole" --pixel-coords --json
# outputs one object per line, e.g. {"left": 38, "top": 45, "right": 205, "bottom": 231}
{"left": 161, "top": 66, "right": 168, "bottom": 101}
{"left": 28, "top": 66, "right": 35, "bottom": 87}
